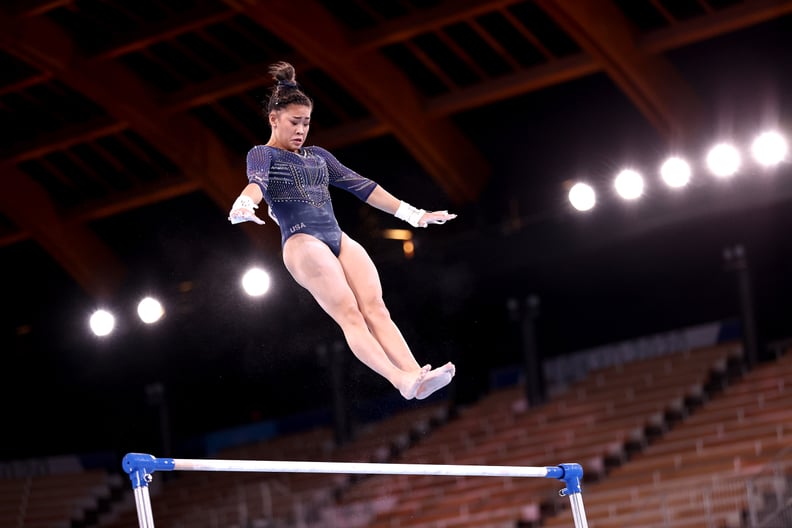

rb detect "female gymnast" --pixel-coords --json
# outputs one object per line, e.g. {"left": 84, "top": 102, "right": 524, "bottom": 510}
{"left": 228, "top": 61, "right": 456, "bottom": 401}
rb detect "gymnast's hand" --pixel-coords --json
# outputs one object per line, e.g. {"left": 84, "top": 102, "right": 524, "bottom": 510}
{"left": 228, "top": 195, "right": 266, "bottom": 225}
{"left": 418, "top": 210, "right": 457, "bottom": 227}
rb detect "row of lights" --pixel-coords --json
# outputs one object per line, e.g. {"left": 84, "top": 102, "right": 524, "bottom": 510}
{"left": 89, "top": 268, "right": 272, "bottom": 337}
{"left": 568, "top": 130, "right": 789, "bottom": 211}
{"left": 87, "top": 130, "right": 788, "bottom": 336}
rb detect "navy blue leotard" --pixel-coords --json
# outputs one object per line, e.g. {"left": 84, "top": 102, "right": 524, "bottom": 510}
{"left": 246, "top": 145, "right": 377, "bottom": 256}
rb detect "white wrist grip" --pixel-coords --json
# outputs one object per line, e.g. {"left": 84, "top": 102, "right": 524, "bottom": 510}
{"left": 394, "top": 201, "right": 426, "bottom": 228}
{"left": 233, "top": 195, "right": 257, "bottom": 211}
{"left": 229, "top": 195, "right": 265, "bottom": 225}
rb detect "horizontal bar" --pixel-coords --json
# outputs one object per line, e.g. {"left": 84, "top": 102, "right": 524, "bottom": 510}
{"left": 173, "top": 457, "right": 560, "bottom": 479}
{"left": 122, "top": 454, "right": 582, "bottom": 493}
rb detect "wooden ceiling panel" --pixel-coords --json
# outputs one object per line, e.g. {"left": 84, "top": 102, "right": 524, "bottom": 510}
{"left": 189, "top": 103, "right": 257, "bottom": 152}
{"left": 18, "top": 157, "right": 84, "bottom": 209}
{"left": 290, "top": 68, "right": 372, "bottom": 123}
{"left": 476, "top": 10, "right": 548, "bottom": 68}
{"left": 71, "top": 141, "right": 136, "bottom": 192}
{"left": 536, "top": 0, "right": 706, "bottom": 143}
{"left": 0, "top": 49, "right": 45, "bottom": 87}
{"left": 505, "top": 1, "right": 582, "bottom": 57}
{"left": 2, "top": 117, "right": 126, "bottom": 164}
{"left": 321, "top": 1, "right": 387, "bottom": 30}
{"left": 443, "top": 22, "right": 514, "bottom": 78}
{"left": 91, "top": 2, "right": 235, "bottom": 59}
{"left": 43, "top": 0, "right": 140, "bottom": 50}
{"left": 1, "top": 80, "right": 106, "bottom": 147}
{"left": 614, "top": 0, "right": 676, "bottom": 30}
{"left": 119, "top": 50, "right": 186, "bottom": 92}
{"left": 651, "top": 0, "right": 712, "bottom": 21}
{"left": 0, "top": 0, "right": 790, "bottom": 303}
{"left": 145, "top": 40, "right": 217, "bottom": 84}
{"left": 380, "top": 43, "right": 451, "bottom": 98}
{"left": 15, "top": 127, "right": 186, "bottom": 214}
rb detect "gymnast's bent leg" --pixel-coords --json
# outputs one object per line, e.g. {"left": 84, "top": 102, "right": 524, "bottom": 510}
{"left": 336, "top": 233, "right": 455, "bottom": 400}
{"left": 282, "top": 233, "right": 429, "bottom": 399}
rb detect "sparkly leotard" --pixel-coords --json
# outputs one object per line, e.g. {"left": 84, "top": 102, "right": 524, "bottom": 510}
{"left": 246, "top": 145, "right": 377, "bottom": 256}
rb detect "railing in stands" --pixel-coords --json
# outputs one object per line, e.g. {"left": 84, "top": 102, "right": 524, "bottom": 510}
{"left": 746, "top": 445, "right": 792, "bottom": 528}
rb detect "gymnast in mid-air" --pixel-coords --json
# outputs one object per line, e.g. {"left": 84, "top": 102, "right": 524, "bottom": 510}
{"left": 228, "top": 61, "right": 456, "bottom": 400}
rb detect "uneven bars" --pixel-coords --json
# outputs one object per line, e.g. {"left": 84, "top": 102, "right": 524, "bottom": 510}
{"left": 122, "top": 453, "right": 583, "bottom": 493}
{"left": 122, "top": 453, "right": 588, "bottom": 528}
{"left": 124, "top": 452, "right": 574, "bottom": 479}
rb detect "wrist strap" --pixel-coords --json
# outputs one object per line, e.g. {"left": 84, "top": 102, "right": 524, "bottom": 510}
{"left": 232, "top": 195, "right": 258, "bottom": 211}
{"left": 394, "top": 201, "right": 426, "bottom": 227}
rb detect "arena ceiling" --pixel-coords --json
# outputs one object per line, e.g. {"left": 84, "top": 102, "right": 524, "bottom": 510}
{"left": 2, "top": 0, "right": 792, "bottom": 458}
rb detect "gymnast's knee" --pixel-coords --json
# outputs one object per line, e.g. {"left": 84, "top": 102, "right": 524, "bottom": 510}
{"left": 332, "top": 301, "right": 369, "bottom": 328}
{"left": 359, "top": 298, "right": 391, "bottom": 326}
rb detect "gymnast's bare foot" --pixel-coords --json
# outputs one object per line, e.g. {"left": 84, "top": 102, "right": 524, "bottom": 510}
{"left": 416, "top": 362, "right": 455, "bottom": 400}
{"left": 398, "top": 364, "right": 432, "bottom": 400}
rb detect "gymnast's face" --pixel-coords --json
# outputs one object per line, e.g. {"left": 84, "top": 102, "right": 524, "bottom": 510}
{"left": 269, "top": 104, "right": 312, "bottom": 152}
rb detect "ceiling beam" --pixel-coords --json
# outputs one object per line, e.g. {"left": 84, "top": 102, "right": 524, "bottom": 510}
{"left": 117, "top": 0, "right": 792, "bottom": 138}
{"left": 2, "top": 0, "right": 789, "bottom": 248}
{"left": 2, "top": 117, "right": 127, "bottom": 164}
{"left": 428, "top": 53, "right": 598, "bottom": 116}
{"left": 8, "top": 0, "right": 786, "bottom": 163}
{"left": 10, "top": 0, "right": 72, "bottom": 17}
{"left": 350, "top": 0, "right": 525, "bottom": 51}
{"left": 162, "top": 60, "right": 274, "bottom": 113}
{"left": 0, "top": 71, "right": 52, "bottom": 96}
{"left": 223, "top": 0, "right": 490, "bottom": 204}
{"left": 0, "top": 10, "right": 250, "bottom": 209}
{"left": 66, "top": 178, "right": 202, "bottom": 223}
{"left": 0, "top": 162, "right": 125, "bottom": 298}
{"left": 0, "top": 9, "right": 277, "bottom": 286}
{"left": 0, "top": 174, "right": 203, "bottom": 247}
{"left": 0, "top": 111, "right": 385, "bottom": 248}
{"left": 0, "top": 229, "right": 27, "bottom": 246}
{"left": 353, "top": 0, "right": 792, "bottom": 56}
{"left": 535, "top": 0, "right": 705, "bottom": 144}
{"left": 92, "top": 4, "right": 236, "bottom": 60}
{"left": 8, "top": 0, "right": 791, "bottom": 100}
{"left": 642, "top": 0, "right": 792, "bottom": 53}
{"left": 161, "top": 56, "right": 314, "bottom": 113}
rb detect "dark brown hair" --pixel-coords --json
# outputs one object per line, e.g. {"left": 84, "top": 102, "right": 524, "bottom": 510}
{"left": 265, "top": 61, "right": 312, "bottom": 114}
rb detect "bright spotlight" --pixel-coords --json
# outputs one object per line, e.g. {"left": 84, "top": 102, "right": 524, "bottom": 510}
{"left": 137, "top": 296, "right": 164, "bottom": 324}
{"left": 751, "top": 131, "right": 787, "bottom": 167}
{"left": 568, "top": 182, "right": 596, "bottom": 211}
{"left": 706, "top": 143, "right": 741, "bottom": 178}
{"left": 614, "top": 169, "right": 644, "bottom": 200}
{"left": 660, "top": 157, "right": 691, "bottom": 188}
{"left": 242, "top": 267, "right": 271, "bottom": 297}
{"left": 89, "top": 309, "right": 115, "bottom": 337}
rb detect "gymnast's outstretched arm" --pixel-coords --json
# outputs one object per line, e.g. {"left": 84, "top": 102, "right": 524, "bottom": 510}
{"left": 228, "top": 183, "right": 266, "bottom": 225}
{"left": 364, "top": 186, "right": 457, "bottom": 227}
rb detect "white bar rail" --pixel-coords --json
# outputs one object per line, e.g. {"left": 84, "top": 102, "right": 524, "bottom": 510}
{"left": 122, "top": 452, "right": 588, "bottom": 527}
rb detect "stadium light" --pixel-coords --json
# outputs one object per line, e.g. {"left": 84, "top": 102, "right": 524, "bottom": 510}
{"left": 89, "top": 309, "right": 115, "bottom": 337}
{"left": 614, "top": 169, "right": 644, "bottom": 200}
{"left": 568, "top": 182, "right": 596, "bottom": 211}
{"left": 660, "top": 157, "right": 691, "bottom": 188}
{"left": 137, "top": 296, "right": 165, "bottom": 324}
{"left": 751, "top": 130, "right": 787, "bottom": 167}
{"left": 242, "top": 267, "right": 271, "bottom": 297}
{"left": 706, "top": 143, "right": 741, "bottom": 178}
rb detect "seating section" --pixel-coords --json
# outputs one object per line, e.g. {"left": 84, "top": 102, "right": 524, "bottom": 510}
{"left": 0, "top": 477, "right": 25, "bottom": 528}
{"left": 9, "top": 341, "right": 792, "bottom": 528}
{"left": 100, "top": 402, "right": 448, "bottom": 528}
{"left": 0, "top": 469, "right": 122, "bottom": 528}
{"left": 330, "top": 343, "right": 740, "bottom": 528}
{"left": 541, "top": 348, "right": 792, "bottom": 528}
